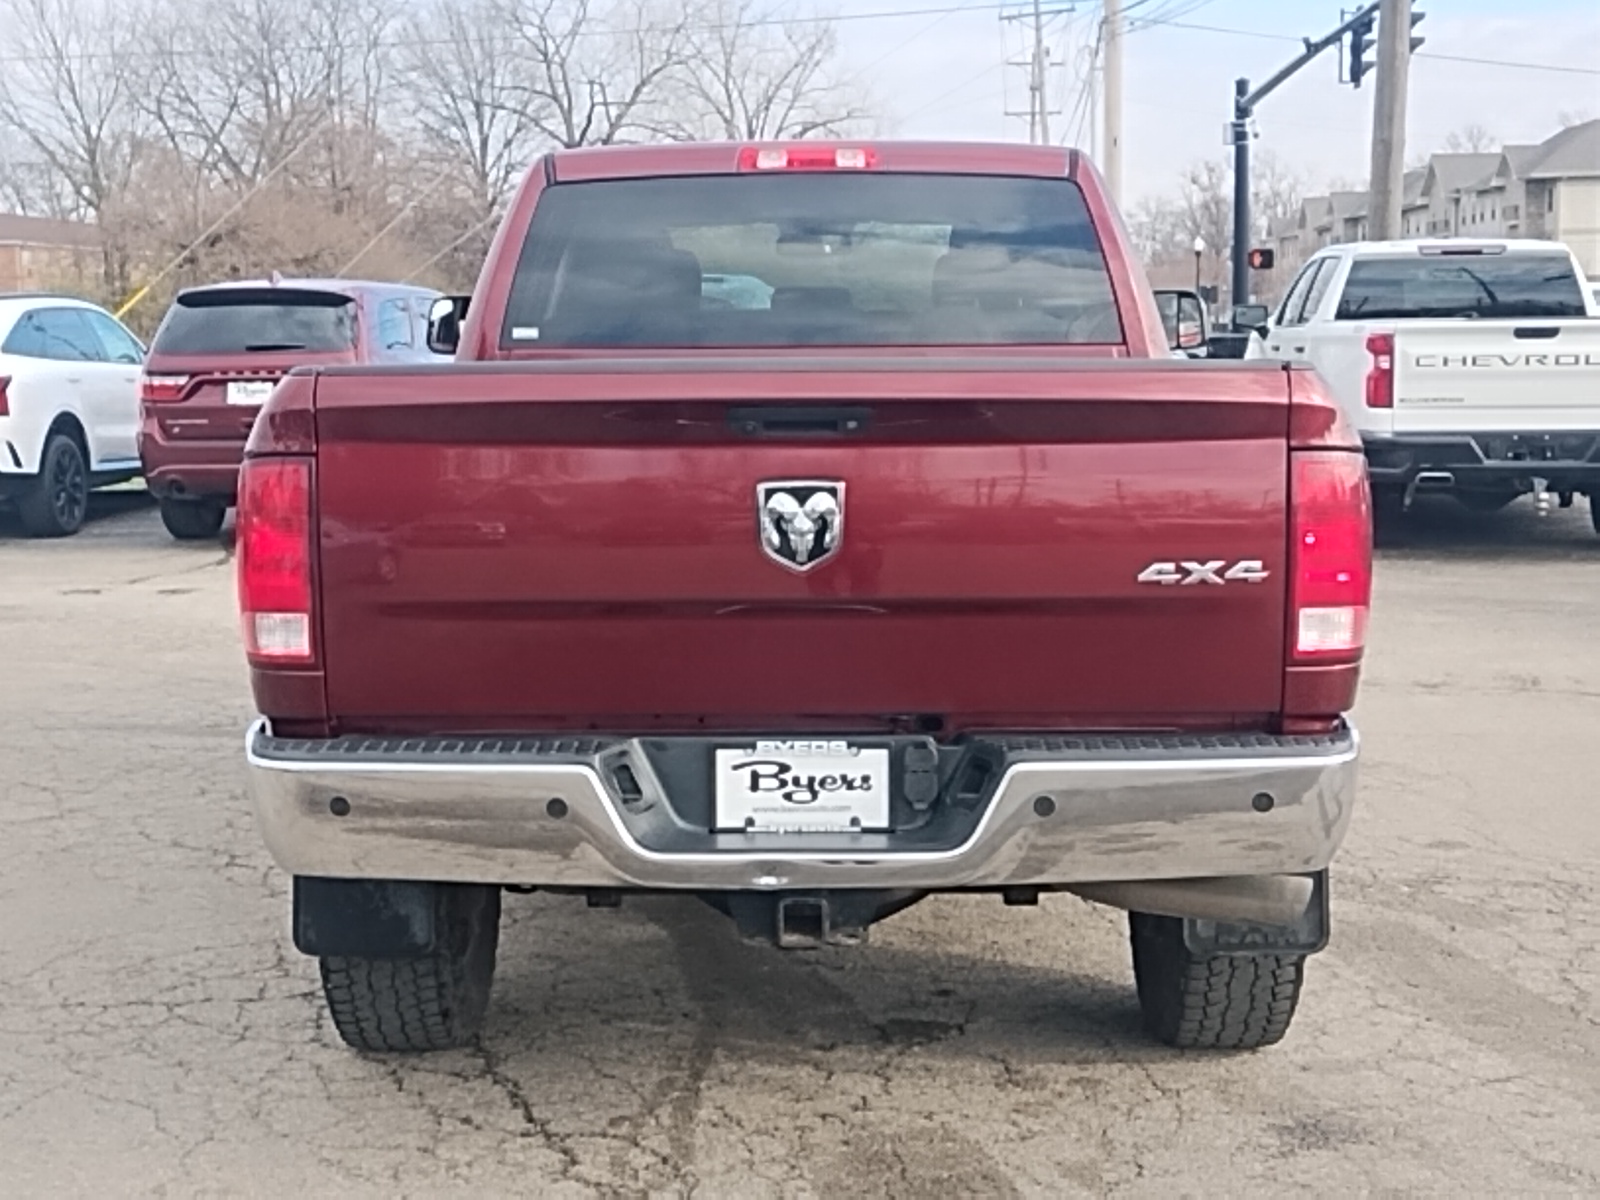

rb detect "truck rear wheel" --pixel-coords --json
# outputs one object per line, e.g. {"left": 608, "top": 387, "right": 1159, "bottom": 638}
{"left": 318, "top": 884, "right": 501, "bottom": 1052}
{"left": 1129, "top": 911, "right": 1305, "bottom": 1050}
{"left": 158, "top": 497, "right": 226, "bottom": 540}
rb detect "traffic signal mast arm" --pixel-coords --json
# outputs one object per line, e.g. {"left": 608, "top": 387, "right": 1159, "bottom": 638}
{"left": 1229, "top": 2, "right": 1412, "bottom": 308}
{"left": 1240, "top": 2, "right": 1381, "bottom": 115}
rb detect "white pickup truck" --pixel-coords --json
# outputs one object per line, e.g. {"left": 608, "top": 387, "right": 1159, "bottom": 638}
{"left": 1248, "top": 239, "right": 1600, "bottom": 522}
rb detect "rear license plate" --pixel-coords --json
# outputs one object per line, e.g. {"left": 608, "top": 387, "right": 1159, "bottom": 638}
{"left": 714, "top": 742, "right": 891, "bottom": 833}
{"left": 227, "top": 381, "right": 275, "bottom": 406}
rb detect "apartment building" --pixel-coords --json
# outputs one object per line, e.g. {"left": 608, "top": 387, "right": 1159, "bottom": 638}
{"left": 1268, "top": 119, "right": 1600, "bottom": 294}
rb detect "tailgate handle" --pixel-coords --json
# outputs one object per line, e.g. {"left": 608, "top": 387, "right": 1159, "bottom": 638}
{"left": 1512, "top": 326, "right": 1561, "bottom": 340}
{"left": 728, "top": 406, "right": 873, "bottom": 437}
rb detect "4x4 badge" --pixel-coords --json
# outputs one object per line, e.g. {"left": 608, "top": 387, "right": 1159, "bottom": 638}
{"left": 758, "top": 481, "right": 844, "bottom": 572}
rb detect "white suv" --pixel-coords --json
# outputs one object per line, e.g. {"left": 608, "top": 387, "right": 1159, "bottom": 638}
{"left": 0, "top": 294, "right": 145, "bottom": 536}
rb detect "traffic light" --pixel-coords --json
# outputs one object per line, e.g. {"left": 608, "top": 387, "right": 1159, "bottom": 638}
{"left": 1349, "top": 13, "right": 1376, "bottom": 88}
{"left": 1247, "top": 248, "right": 1276, "bottom": 270}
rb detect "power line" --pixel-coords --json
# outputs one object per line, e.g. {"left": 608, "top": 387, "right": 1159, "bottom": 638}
{"left": 901, "top": 60, "right": 1009, "bottom": 121}
{"left": 845, "top": 0, "right": 987, "bottom": 85}
{"left": 0, "top": 2, "right": 1586, "bottom": 80}
{"left": 1135, "top": 17, "right": 1600, "bottom": 76}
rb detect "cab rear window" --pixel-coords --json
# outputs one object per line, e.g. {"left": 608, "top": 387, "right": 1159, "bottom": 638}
{"left": 1335, "top": 253, "right": 1587, "bottom": 320}
{"left": 150, "top": 287, "right": 357, "bottom": 355}
{"left": 502, "top": 173, "right": 1123, "bottom": 348}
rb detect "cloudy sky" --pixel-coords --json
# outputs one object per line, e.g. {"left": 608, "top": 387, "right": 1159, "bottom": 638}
{"left": 832, "top": 0, "right": 1600, "bottom": 203}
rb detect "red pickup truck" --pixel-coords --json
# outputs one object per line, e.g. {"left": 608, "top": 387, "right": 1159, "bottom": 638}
{"left": 240, "top": 141, "right": 1370, "bottom": 1055}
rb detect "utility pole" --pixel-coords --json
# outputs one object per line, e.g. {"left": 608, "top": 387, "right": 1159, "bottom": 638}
{"left": 1033, "top": 0, "right": 1052, "bottom": 144}
{"left": 1087, "top": 44, "right": 1099, "bottom": 160}
{"left": 1367, "top": 0, "right": 1413, "bottom": 240}
{"left": 1102, "top": 0, "right": 1123, "bottom": 199}
{"left": 1002, "top": 2, "right": 1071, "bottom": 144}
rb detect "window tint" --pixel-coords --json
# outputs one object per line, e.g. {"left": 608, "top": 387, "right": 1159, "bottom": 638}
{"left": 377, "top": 298, "right": 412, "bottom": 350}
{"left": 82, "top": 310, "right": 145, "bottom": 364}
{"left": 1335, "top": 253, "right": 1587, "bottom": 320}
{"left": 150, "top": 287, "right": 357, "bottom": 355}
{"left": 1276, "top": 260, "right": 1324, "bottom": 327}
{"left": 502, "top": 173, "right": 1124, "bottom": 348}
{"left": 4, "top": 308, "right": 105, "bottom": 361}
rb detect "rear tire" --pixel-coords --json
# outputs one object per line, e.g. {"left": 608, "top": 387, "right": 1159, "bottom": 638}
{"left": 318, "top": 884, "right": 501, "bottom": 1053}
{"left": 1590, "top": 495, "right": 1600, "bottom": 536}
{"left": 158, "top": 497, "right": 226, "bottom": 541}
{"left": 18, "top": 434, "right": 89, "bottom": 537}
{"left": 1130, "top": 912, "right": 1306, "bottom": 1050}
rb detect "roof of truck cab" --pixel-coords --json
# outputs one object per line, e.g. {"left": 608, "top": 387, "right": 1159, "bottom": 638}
{"left": 548, "top": 141, "right": 1078, "bottom": 182}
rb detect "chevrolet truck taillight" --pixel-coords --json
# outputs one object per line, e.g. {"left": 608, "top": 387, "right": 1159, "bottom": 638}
{"left": 237, "top": 457, "right": 314, "bottom": 664}
{"left": 1364, "top": 333, "right": 1394, "bottom": 408}
{"left": 141, "top": 374, "right": 191, "bottom": 403}
{"left": 1289, "top": 451, "right": 1372, "bottom": 662}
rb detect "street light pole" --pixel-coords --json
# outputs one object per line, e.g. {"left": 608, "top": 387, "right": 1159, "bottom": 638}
{"left": 1193, "top": 236, "right": 1206, "bottom": 293}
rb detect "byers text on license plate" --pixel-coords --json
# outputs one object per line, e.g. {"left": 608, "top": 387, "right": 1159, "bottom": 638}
{"left": 713, "top": 742, "right": 891, "bottom": 833}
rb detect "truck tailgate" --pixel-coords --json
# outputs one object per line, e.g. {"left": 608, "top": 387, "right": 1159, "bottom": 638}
{"left": 310, "top": 360, "right": 1292, "bottom": 730}
{"left": 1393, "top": 320, "right": 1600, "bottom": 433}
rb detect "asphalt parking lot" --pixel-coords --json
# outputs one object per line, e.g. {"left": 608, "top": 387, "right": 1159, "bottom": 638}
{"left": 2, "top": 493, "right": 1597, "bottom": 1196}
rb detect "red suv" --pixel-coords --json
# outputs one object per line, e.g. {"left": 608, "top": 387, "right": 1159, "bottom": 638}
{"left": 138, "top": 279, "right": 443, "bottom": 539}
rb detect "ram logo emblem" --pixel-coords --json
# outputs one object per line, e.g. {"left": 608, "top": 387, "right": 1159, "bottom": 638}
{"left": 1137, "top": 560, "right": 1270, "bottom": 585}
{"left": 758, "top": 481, "right": 844, "bottom": 571}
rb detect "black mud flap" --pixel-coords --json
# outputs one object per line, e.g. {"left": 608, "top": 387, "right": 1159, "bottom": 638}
{"left": 293, "top": 876, "right": 440, "bottom": 958}
{"left": 1181, "top": 871, "right": 1330, "bottom": 957}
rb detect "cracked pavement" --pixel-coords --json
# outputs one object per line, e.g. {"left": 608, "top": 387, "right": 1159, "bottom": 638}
{"left": 1, "top": 493, "right": 1597, "bottom": 1195}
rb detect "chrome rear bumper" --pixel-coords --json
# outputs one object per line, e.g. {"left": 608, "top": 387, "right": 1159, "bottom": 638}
{"left": 245, "top": 720, "right": 1358, "bottom": 891}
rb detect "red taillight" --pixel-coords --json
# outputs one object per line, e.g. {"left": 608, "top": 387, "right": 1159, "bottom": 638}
{"left": 1289, "top": 451, "right": 1372, "bottom": 662}
{"left": 0, "top": 375, "right": 10, "bottom": 417}
{"left": 1363, "top": 333, "right": 1394, "bottom": 409}
{"left": 737, "top": 145, "right": 878, "bottom": 171}
{"left": 237, "top": 457, "right": 314, "bottom": 664}
{"left": 140, "top": 374, "right": 191, "bottom": 403}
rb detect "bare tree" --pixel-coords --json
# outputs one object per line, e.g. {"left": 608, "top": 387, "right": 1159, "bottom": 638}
{"left": 0, "top": 0, "right": 145, "bottom": 286}
{"left": 667, "top": 0, "right": 872, "bottom": 141}
{"left": 1443, "top": 123, "right": 1497, "bottom": 153}
{"left": 499, "top": 0, "right": 692, "bottom": 147}
{"left": 402, "top": 0, "right": 544, "bottom": 216}
{"left": 1131, "top": 151, "right": 1303, "bottom": 276}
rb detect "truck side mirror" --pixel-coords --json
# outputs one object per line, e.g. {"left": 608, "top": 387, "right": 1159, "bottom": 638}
{"left": 1231, "top": 303, "right": 1270, "bottom": 336}
{"left": 1152, "top": 288, "right": 1209, "bottom": 353}
{"left": 427, "top": 295, "right": 471, "bottom": 355}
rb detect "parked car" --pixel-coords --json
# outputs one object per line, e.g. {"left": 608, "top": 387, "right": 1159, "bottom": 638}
{"left": 1247, "top": 239, "right": 1600, "bottom": 522}
{"left": 0, "top": 294, "right": 145, "bottom": 537}
{"left": 138, "top": 279, "right": 443, "bottom": 540}
{"left": 239, "top": 141, "right": 1370, "bottom": 1055}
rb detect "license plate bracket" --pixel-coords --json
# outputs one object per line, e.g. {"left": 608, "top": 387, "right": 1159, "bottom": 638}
{"left": 713, "top": 741, "right": 891, "bottom": 833}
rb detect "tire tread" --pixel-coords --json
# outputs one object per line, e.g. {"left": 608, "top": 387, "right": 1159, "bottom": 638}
{"left": 317, "top": 885, "right": 499, "bottom": 1053}
{"left": 1131, "top": 912, "right": 1305, "bottom": 1050}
